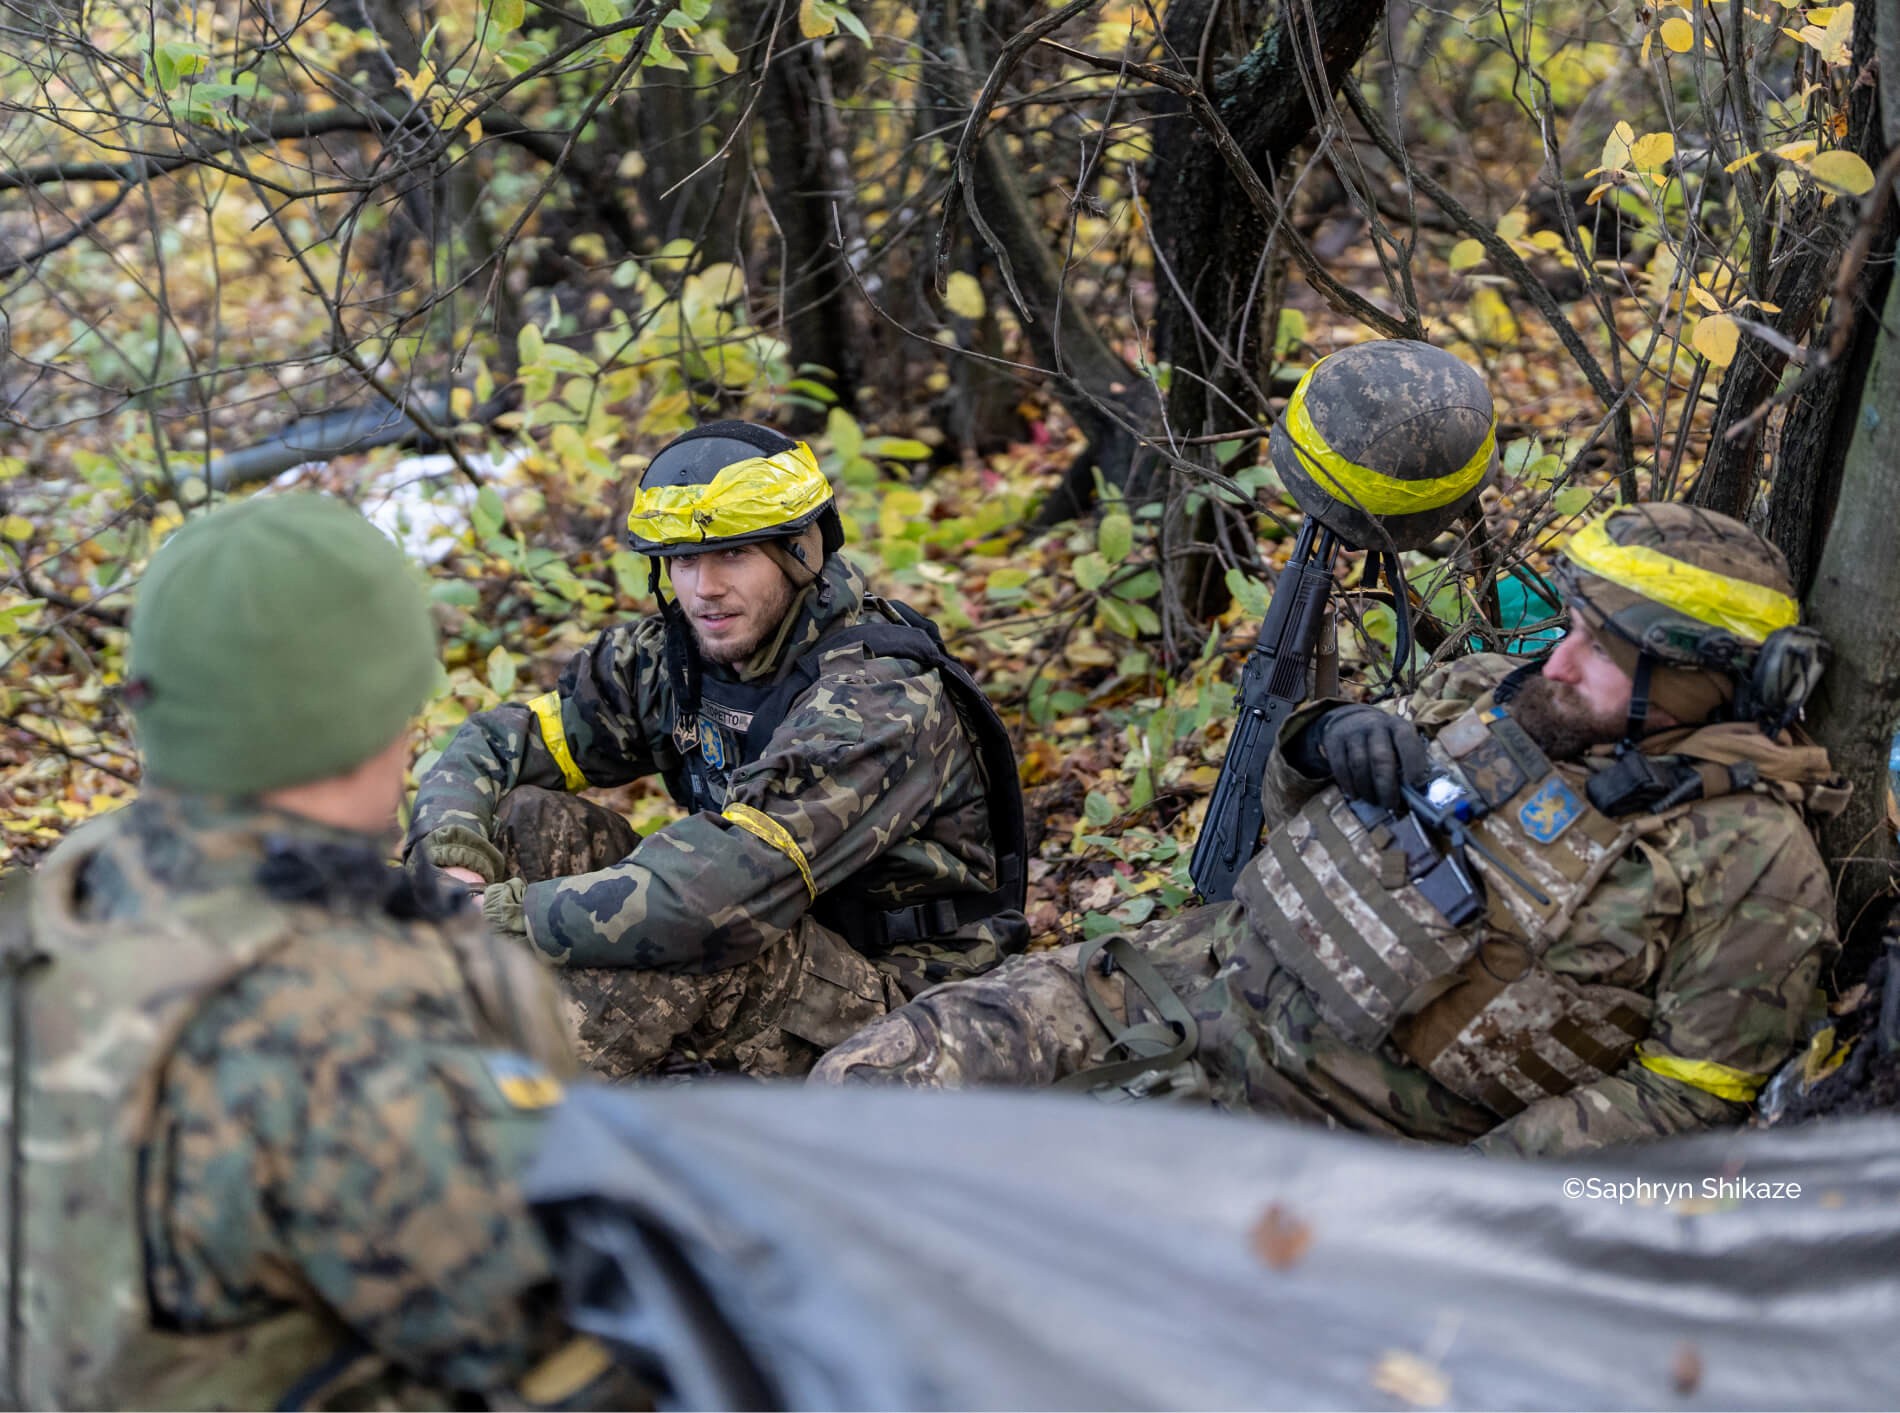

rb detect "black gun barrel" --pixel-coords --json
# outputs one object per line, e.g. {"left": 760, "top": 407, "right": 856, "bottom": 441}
{"left": 1189, "top": 521, "right": 1338, "bottom": 902}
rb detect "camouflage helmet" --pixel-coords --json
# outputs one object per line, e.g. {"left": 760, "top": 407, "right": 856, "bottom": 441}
{"left": 625, "top": 420, "right": 842, "bottom": 587}
{"left": 1553, "top": 503, "right": 1827, "bottom": 732}
{"left": 1269, "top": 340, "right": 1497, "bottom": 552}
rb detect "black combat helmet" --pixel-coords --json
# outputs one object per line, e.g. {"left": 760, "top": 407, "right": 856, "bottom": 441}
{"left": 626, "top": 420, "right": 844, "bottom": 586}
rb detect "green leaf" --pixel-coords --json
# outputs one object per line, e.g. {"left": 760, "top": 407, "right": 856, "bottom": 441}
{"left": 1083, "top": 791, "right": 1116, "bottom": 826}
{"left": 986, "top": 567, "right": 1032, "bottom": 598}
{"left": 486, "top": 645, "right": 517, "bottom": 697}
{"left": 473, "top": 485, "right": 506, "bottom": 539}
{"left": 489, "top": 0, "right": 525, "bottom": 30}
{"left": 429, "top": 580, "right": 482, "bottom": 608}
{"left": 518, "top": 323, "right": 545, "bottom": 366}
{"left": 863, "top": 436, "right": 931, "bottom": 460}
{"left": 1551, "top": 486, "right": 1596, "bottom": 516}
{"left": 1096, "top": 597, "right": 1141, "bottom": 638}
{"left": 1126, "top": 767, "right": 1154, "bottom": 814}
{"left": 1224, "top": 566, "right": 1271, "bottom": 617}
{"left": 825, "top": 406, "right": 863, "bottom": 464}
{"left": 1111, "top": 568, "right": 1161, "bottom": 602}
{"left": 785, "top": 378, "right": 837, "bottom": 404}
{"left": 1072, "top": 551, "right": 1110, "bottom": 592}
{"left": 1098, "top": 512, "right": 1134, "bottom": 564}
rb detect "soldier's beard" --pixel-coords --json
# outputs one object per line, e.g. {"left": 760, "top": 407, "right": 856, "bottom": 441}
{"left": 1510, "top": 675, "right": 1626, "bottom": 761}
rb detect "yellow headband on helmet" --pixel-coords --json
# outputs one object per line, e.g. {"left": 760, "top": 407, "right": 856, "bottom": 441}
{"left": 1282, "top": 359, "right": 1495, "bottom": 516}
{"left": 1563, "top": 513, "right": 1799, "bottom": 644}
{"left": 625, "top": 442, "right": 830, "bottom": 545}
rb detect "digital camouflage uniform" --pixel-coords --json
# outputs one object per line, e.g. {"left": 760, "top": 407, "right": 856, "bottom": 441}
{"left": 408, "top": 552, "right": 1025, "bottom": 1078}
{"left": 2, "top": 791, "right": 624, "bottom": 1410}
{"left": 814, "top": 654, "right": 1846, "bottom": 1158}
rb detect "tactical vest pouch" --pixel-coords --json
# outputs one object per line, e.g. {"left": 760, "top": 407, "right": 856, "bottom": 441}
{"left": 1391, "top": 939, "right": 1652, "bottom": 1117}
{"left": 1238, "top": 793, "right": 1486, "bottom": 1049}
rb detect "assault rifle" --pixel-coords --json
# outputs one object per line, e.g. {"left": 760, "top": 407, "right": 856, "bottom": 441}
{"left": 1189, "top": 520, "right": 1341, "bottom": 902}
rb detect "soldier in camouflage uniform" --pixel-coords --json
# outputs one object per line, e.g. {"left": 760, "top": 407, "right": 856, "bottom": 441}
{"left": 3, "top": 495, "right": 632, "bottom": 1409}
{"left": 407, "top": 421, "right": 1027, "bottom": 1078}
{"left": 815, "top": 348, "right": 1846, "bottom": 1159}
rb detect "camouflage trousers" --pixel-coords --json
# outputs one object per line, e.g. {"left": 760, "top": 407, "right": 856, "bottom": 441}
{"left": 496, "top": 787, "right": 906, "bottom": 1081}
{"left": 811, "top": 900, "right": 1497, "bottom": 1144}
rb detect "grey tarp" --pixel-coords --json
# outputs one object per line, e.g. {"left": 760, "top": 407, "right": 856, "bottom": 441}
{"left": 524, "top": 1084, "right": 1900, "bottom": 1411}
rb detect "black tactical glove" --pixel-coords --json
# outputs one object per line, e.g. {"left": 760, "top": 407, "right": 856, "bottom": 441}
{"left": 1313, "top": 704, "right": 1430, "bottom": 812}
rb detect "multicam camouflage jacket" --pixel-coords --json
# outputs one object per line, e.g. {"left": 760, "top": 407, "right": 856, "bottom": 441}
{"left": 407, "top": 553, "right": 1024, "bottom": 993}
{"left": 1234, "top": 653, "right": 1846, "bottom": 1157}
{"left": 5, "top": 791, "right": 589, "bottom": 1410}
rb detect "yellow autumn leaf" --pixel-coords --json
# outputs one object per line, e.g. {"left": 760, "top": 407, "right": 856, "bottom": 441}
{"left": 1809, "top": 149, "right": 1875, "bottom": 196}
{"left": 1495, "top": 209, "right": 1528, "bottom": 243}
{"left": 943, "top": 270, "right": 986, "bottom": 319}
{"left": 1448, "top": 238, "right": 1485, "bottom": 271}
{"left": 1470, "top": 287, "right": 1519, "bottom": 345}
{"left": 0, "top": 514, "right": 32, "bottom": 543}
{"left": 1687, "top": 283, "right": 1722, "bottom": 312}
{"left": 700, "top": 29, "right": 739, "bottom": 73}
{"left": 1629, "top": 131, "right": 1675, "bottom": 170}
{"left": 798, "top": 0, "right": 836, "bottom": 38}
{"left": 1692, "top": 312, "right": 1740, "bottom": 367}
{"left": 1659, "top": 16, "right": 1694, "bottom": 51}
{"left": 1774, "top": 139, "right": 1818, "bottom": 164}
{"left": 1598, "top": 121, "right": 1635, "bottom": 174}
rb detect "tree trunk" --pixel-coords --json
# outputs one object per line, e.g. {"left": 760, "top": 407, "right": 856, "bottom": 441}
{"left": 760, "top": 43, "right": 861, "bottom": 423}
{"left": 1805, "top": 265, "right": 1900, "bottom": 973}
{"left": 1694, "top": 0, "right": 1886, "bottom": 525}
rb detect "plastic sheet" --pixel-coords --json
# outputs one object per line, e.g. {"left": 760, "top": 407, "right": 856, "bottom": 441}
{"left": 526, "top": 1084, "right": 1900, "bottom": 1411}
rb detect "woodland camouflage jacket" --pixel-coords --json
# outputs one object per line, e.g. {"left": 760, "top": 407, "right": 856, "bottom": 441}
{"left": 407, "top": 554, "right": 1018, "bottom": 993}
{"left": 10, "top": 792, "right": 585, "bottom": 1408}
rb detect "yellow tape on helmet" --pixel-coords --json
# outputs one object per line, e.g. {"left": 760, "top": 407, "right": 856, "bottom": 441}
{"left": 1564, "top": 514, "right": 1798, "bottom": 645}
{"left": 626, "top": 442, "right": 830, "bottom": 546}
{"left": 1282, "top": 360, "right": 1495, "bottom": 515}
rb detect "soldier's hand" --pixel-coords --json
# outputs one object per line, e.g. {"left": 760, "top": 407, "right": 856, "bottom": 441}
{"left": 441, "top": 865, "right": 488, "bottom": 891}
{"left": 1317, "top": 704, "right": 1429, "bottom": 812}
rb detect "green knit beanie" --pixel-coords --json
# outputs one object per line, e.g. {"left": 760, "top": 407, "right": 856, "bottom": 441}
{"left": 127, "top": 493, "right": 438, "bottom": 795}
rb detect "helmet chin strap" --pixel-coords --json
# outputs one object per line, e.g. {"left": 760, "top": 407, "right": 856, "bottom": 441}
{"left": 650, "top": 559, "right": 702, "bottom": 719}
{"left": 1618, "top": 652, "right": 1655, "bottom": 751}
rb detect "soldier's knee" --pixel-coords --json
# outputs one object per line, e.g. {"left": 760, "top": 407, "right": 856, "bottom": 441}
{"left": 810, "top": 1008, "right": 950, "bottom": 1087}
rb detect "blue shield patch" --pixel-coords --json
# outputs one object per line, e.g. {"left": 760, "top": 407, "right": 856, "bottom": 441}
{"left": 699, "top": 721, "right": 728, "bottom": 771}
{"left": 1517, "top": 777, "right": 1581, "bottom": 843}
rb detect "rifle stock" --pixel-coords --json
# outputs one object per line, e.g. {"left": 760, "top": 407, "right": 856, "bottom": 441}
{"left": 1189, "top": 522, "right": 1340, "bottom": 902}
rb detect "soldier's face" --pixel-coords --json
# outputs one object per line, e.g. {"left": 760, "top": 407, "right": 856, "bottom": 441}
{"left": 1514, "top": 613, "right": 1636, "bottom": 756}
{"left": 669, "top": 544, "right": 795, "bottom": 664}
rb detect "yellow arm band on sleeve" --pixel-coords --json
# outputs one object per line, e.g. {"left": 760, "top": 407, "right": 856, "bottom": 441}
{"left": 527, "top": 692, "right": 590, "bottom": 792}
{"left": 517, "top": 1336, "right": 615, "bottom": 1407}
{"left": 1635, "top": 1046, "right": 1766, "bottom": 1103}
{"left": 626, "top": 442, "right": 830, "bottom": 545}
{"left": 1564, "top": 515, "right": 1800, "bottom": 644}
{"left": 1283, "top": 362, "right": 1495, "bottom": 515}
{"left": 721, "top": 802, "right": 817, "bottom": 901}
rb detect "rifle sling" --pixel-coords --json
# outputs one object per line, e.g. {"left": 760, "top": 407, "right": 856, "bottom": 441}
{"left": 1053, "top": 933, "right": 1199, "bottom": 1093}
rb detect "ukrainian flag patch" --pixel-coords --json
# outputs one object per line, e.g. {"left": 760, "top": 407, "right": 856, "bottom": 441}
{"left": 481, "top": 1051, "right": 564, "bottom": 1110}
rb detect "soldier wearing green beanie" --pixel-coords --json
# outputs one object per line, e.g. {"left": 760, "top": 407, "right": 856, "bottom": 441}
{"left": 4, "top": 494, "right": 632, "bottom": 1410}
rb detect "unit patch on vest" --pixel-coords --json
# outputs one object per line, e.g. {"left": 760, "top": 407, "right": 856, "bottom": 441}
{"left": 697, "top": 719, "right": 731, "bottom": 772}
{"left": 482, "top": 1051, "right": 564, "bottom": 1109}
{"left": 1518, "top": 776, "right": 1583, "bottom": 843}
{"left": 673, "top": 715, "right": 699, "bottom": 754}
